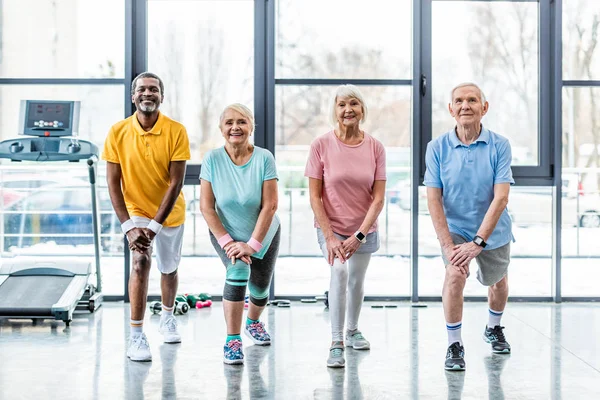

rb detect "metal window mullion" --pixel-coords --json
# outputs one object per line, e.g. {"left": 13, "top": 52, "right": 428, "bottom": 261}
{"left": 255, "top": 0, "right": 276, "bottom": 299}
{"left": 275, "top": 79, "right": 412, "bottom": 86}
{"left": 0, "top": 79, "right": 124, "bottom": 85}
{"left": 550, "top": 0, "right": 562, "bottom": 303}
{"left": 415, "top": 0, "right": 432, "bottom": 303}
{"left": 563, "top": 80, "right": 600, "bottom": 86}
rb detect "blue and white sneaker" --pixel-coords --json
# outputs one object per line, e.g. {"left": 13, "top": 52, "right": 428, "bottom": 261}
{"left": 223, "top": 339, "right": 244, "bottom": 365}
{"left": 483, "top": 325, "right": 511, "bottom": 354}
{"left": 244, "top": 321, "right": 272, "bottom": 346}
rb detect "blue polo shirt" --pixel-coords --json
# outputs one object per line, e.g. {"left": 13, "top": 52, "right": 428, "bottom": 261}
{"left": 424, "top": 126, "right": 515, "bottom": 249}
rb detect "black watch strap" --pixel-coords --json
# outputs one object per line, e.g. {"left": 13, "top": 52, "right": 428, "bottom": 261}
{"left": 473, "top": 235, "right": 487, "bottom": 248}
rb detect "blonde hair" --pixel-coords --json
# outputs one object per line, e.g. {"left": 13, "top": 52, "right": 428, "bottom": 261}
{"left": 331, "top": 84, "right": 368, "bottom": 126}
{"left": 450, "top": 82, "right": 487, "bottom": 104}
{"left": 219, "top": 103, "right": 255, "bottom": 133}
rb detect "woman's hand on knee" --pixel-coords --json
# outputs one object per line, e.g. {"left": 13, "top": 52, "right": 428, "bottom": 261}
{"left": 226, "top": 241, "right": 254, "bottom": 259}
{"left": 326, "top": 236, "right": 346, "bottom": 265}
{"left": 341, "top": 236, "right": 361, "bottom": 259}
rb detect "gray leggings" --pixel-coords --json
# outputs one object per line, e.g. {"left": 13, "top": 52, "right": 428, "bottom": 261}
{"left": 209, "top": 227, "right": 280, "bottom": 306}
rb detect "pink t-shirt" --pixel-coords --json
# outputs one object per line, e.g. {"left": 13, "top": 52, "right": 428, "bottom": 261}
{"left": 304, "top": 130, "right": 387, "bottom": 236}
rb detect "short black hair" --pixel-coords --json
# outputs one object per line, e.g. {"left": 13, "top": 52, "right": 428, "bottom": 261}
{"left": 131, "top": 72, "right": 164, "bottom": 96}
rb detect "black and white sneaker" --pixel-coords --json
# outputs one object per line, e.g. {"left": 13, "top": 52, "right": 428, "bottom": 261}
{"left": 483, "top": 325, "right": 511, "bottom": 354}
{"left": 445, "top": 342, "right": 466, "bottom": 371}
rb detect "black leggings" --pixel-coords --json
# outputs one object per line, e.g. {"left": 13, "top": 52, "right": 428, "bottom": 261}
{"left": 209, "top": 227, "right": 280, "bottom": 306}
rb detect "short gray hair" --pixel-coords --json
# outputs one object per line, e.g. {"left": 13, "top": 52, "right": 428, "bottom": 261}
{"left": 131, "top": 72, "right": 164, "bottom": 96}
{"left": 331, "top": 84, "right": 368, "bottom": 126}
{"left": 450, "top": 82, "right": 487, "bottom": 104}
{"left": 219, "top": 103, "right": 255, "bottom": 133}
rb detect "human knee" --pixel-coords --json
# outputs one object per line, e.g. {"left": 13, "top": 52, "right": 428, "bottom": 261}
{"left": 445, "top": 266, "right": 466, "bottom": 288}
{"left": 248, "top": 278, "right": 271, "bottom": 305}
{"left": 331, "top": 262, "right": 348, "bottom": 281}
{"left": 132, "top": 252, "right": 151, "bottom": 272}
{"left": 490, "top": 276, "right": 508, "bottom": 292}
{"left": 161, "top": 269, "right": 178, "bottom": 278}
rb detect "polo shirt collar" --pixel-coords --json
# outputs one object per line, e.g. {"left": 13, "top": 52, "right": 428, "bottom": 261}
{"left": 133, "top": 112, "right": 163, "bottom": 136}
{"left": 450, "top": 124, "right": 489, "bottom": 147}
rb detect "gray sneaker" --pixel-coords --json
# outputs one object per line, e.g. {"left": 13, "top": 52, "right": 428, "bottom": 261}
{"left": 327, "top": 342, "right": 345, "bottom": 368}
{"left": 345, "top": 330, "right": 370, "bottom": 350}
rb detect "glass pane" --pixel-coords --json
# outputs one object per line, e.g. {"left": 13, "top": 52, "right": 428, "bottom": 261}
{"left": 0, "top": 164, "right": 124, "bottom": 296}
{"left": 148, "top": 0, "right": 254, "bottom": 162}
{"left": 419, "top": 187, "right": 552, "bottom": 297}
{"left": 274, "top": 85, "right": 412, "bottom": 296}
{"left": 276, "top": 0, "right": 412, "bottom": 79}
{"left": 0, "top": 0, "right": 125, "bottom": 78}
{"left": 0, "top": 85, "right": 124, "bottom": 147}
{"left": 562, "top": 87, "right": 600, "bottom": 297}
{"left": 432, "top": 1, "right": 538, "bottom": 166}
{"left": 563, "top": 1, "right": 600, "bottom": 80}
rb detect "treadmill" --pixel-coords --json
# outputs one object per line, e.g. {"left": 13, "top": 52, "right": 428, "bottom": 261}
{"left": 0, "top": 100, "right": 103, "bottom": 326}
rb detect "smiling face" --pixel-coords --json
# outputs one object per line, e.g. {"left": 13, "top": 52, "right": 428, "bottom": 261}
{"left": 448, "top": 85, "right": 488, "bottom": 127}
{"left": 132, "top": 77, "right": 163, "bottom": 115}
{"left": 335, "top": 95, "right": 364, "bottom": 128}
{"left": 220, "top": 108, "right": 252, "bottom": 146}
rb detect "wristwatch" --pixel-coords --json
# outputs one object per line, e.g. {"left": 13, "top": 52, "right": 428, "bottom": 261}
{"left": 354, "top": 231, "right": 367, "bottom": 244}
{"left": 473, "top": 235, "right": 487, "bottom": 248}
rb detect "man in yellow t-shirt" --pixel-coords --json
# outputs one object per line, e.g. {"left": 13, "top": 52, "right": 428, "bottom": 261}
{"left": 102, "top": 72, "right": 190, "bottom": 362}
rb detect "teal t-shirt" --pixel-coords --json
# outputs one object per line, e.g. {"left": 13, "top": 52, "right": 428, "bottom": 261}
{"left": 200, "top": 146, "right": 280, "bottom": 259}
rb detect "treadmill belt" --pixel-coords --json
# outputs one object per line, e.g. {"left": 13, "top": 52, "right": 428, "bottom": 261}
{"left": 0, "top": 276, "right": 73, "bottom": 316}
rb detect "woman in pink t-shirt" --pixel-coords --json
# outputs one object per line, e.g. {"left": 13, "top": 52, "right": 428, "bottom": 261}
{"left": 305, "top": 84, "right": 386, "bottom": 368}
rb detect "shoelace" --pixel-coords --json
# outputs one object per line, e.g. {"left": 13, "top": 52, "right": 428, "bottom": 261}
{"left": 490, "top": 326, "right": 506, "bottom": 342}
{"left": 164, "top": 317, "right": 178, "bottom": 332}
{"left": 352, "top": 332, "right": 365, "bottom": 340}
{"left": 330, "top": 348, "right": 343, "bottom": 357}
{"left": 133, "top": 335, "right": 149, "bottom": 350}
{"left": 249, "top": 322, "right": 266, "bottom": 334}
{"left": 448, "top": 343, "right": 463, "bottom": 358}
{"left": 227, "top": 339, "right": 243, "bottom": 352}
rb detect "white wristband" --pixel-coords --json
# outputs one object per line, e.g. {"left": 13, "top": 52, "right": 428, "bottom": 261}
{"left": 147, "top": 219, "right": 163, "bottom": 235}
{"left": 121, "top": 219, "right": 136, "bottom": 234}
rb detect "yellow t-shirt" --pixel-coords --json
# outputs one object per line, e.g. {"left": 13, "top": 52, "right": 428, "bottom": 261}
{"left": 101, "top": 112, "right": 191, "bottom": 227}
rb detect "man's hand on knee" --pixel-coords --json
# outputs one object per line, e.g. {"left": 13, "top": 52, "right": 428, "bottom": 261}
{"left": 448, "top": 262, "right": 469, "bottom": 276}
{"left": 127, "top": 228, "right": 151, "bottom": 252}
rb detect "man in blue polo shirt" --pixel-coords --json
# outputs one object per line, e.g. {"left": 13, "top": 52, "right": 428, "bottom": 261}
{"left": 425, "top": 82, "right": 514, "bottom": 371}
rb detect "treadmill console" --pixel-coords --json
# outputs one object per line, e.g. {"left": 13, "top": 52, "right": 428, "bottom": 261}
{"left": 18, "top": 100, "right": 80, "bottom": 137}
{"left": 0, "top": 100, "right": 97, "bottom": 162}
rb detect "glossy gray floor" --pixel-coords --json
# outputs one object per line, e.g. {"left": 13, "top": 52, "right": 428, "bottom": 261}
{"left": 1, "top": 302, "right": 599, "bottom": 400}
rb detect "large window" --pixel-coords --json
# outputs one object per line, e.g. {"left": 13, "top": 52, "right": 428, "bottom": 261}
{"left": 0, "top": 0, "right": 124, "bottom": 78}
{"left": 561, "top": 0, "right": 600, "bottom": 298}
{"left": 148, "top": 0, "right": 254, "bottom": 163}
{"left": 432, "top": 1, "right": 539, "bottom": 166}
{"left": 275, "top": 0, "right": 412, "bottom": 79}
{"left": 274, "top": 0, "right": 413, "bottom": 296}
{"left": 562, "top": 88, "right": 600, "bottom": 297}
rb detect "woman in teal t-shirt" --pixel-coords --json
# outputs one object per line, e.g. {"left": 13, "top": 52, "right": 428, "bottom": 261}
{"left": 200, "top": 103, "right": 280, "bottom": 365}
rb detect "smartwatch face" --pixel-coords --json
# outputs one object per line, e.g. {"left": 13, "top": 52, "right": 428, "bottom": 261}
{"left": 474, "top": 237, "right": 483, "bottom": 246}
{"left": 356, "top": 232, "right": 366, "bottom": 241}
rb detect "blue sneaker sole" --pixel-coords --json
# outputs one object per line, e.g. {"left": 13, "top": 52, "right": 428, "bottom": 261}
{"left": 445, "top": 364, "right": 465, "bottom": 371}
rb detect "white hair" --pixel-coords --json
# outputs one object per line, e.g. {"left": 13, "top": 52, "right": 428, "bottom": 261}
{"left": 331, "top": 84, "right": 368, "bottom": 126}
{"left": 450, "top": 82, "right": 487, "bottom": 104}
{"left": 219, "top": 103, "right": 255, "bottom": 133}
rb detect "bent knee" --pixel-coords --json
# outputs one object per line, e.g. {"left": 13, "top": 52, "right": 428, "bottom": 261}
{"left": 226, "top": 262, "right": 251, "bottom": 283}
{"left": 132, "top": 253, "right": 151, "bottom": 271}
{"left": 445, "top": 266, "right": 467, "bottom": 285}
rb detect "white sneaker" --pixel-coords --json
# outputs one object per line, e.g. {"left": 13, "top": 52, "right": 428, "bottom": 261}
{"left": 159, "top": 316, "right": 182, "bottom": 343}
{"left": 127, "top": 333, "right": 152, "bottom": 362}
